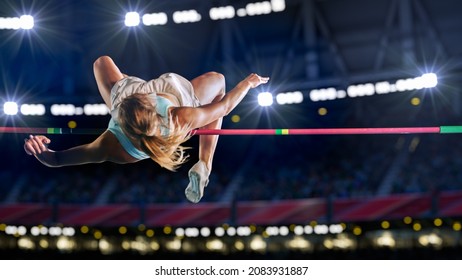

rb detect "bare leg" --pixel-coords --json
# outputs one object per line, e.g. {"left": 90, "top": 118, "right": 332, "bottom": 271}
{"left": 185, "top": 72, "right": 225, "bottom": 203}
{"left": 93, "top": 56, "right": 125, "bottom": 109}
{"left": 190, "top": 72, "right": 226, "bottom": 172}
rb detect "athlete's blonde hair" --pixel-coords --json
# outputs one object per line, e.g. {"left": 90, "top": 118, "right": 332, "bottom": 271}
{"left": 118, "top": 93, "right": 192, "bottom": 171}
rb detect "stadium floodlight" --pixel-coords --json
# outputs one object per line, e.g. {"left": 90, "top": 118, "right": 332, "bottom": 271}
{"left": 304, "top": 225, "right": 313, "bottom": 234}
{"left": 279, "top": 226, "right": 289, "bottom": 236}
{"left": 125, "top": 12, "right": 140, "bottom": 27}
{"left": 246, "top": 1, "right": 272, "bottom": 16}
{"left": 236, "top": 226, "right": 251, "bottom": 237}
{"left": 209, "top": 6, "right": 235, "bottom": 20}
{"left": 0, "top": 17, "right": 17, "bottom": 29}
{"left": 172, "top": 9, "right": 201, "bottom": 24}
{"left": 213, "top": 1, "right": 285, "bottom": 19}
{"left": 185, "top": 227, "right": 200, "bottom": 237}
{"left": 329, "top": 224, "right": 344, "bottom": 234}
{"left": 271, "top": 0, "right": 286, "bottom": 12}
{"left": 257, "top": 92, "right": 273, "bottom": 106}
{"left": 142, "top": 12, "right": 168, "bottom": 26}
{"left": 175, "top": 228, "right": 185, "bottom": 237}
{"left": 310, "top": 73, "right": 438, "bottom": 102}
{"left": 3, "top": 102, "right": 18, "bottom": 115}
{"left": 0, "top": 15, "right": 34, "bottom": 30}
{"left": 50, "top": 104, "right": 76, "bottom": 116}
{"left": 347, "top": 83, "right": 375, "bottom": 98}
{"left": 226, "top": 227, "right": 237, "bottom": 236}
{"left": 276, "top": 91, "right": 304, "bottom": 105}
{"left": 62, "top": 227, "right": 75, "bottom": 237}
{"left": 84, "top": 104, "right": 109, "bottom": 115}
{"left": 200, "top": 227, "right": 211, "bottom": 237}
{"left": 214, "top": 227, "right": 225, "bottom": 237}
{"left": 20, "top": 104, "right": 46, "bottom": 116}
{"left": 420, "top": 73, "right": 438, "bottom": 88}
{"left": 19, "top": 15, "right": 34, "bottom": 30}
{"left": 396, "top": 73, "right": 438, "bottom": 92}
{"left": 31, "top": 227, "right": 40, "bottom": 236}
{"left": 314, "top": 224, "right": 329, "bottom": 235}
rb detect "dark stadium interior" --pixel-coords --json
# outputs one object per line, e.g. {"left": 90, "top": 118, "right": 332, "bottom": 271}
{"left": 1, "top": 0, "right": 462, "bottom": 259}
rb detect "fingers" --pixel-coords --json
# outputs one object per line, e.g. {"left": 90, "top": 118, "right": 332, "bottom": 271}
{"left": 24, "top": 135, "right": 50, "bottom": 156}
{"left": 24, "top": 140, "right": 35, "bottom": 155}
{"left": 25, "top": 135, "right": 40, "bottom": 155}
{"left": 259, "top": 76, "right": 270, "bottom": 84}
{"left": 246, "top": 73, "right": 270, "bottom": 88}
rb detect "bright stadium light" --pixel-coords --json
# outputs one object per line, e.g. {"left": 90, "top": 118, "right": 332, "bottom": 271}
{"left": 226, "top": 227, "right": 236, "bottom": 236}
{"left": 62, "top": 227, "right": 75, "bottom": 237}
{"left": 271, "top": 0, "right": 286, "bottom": 12}
{"left": 347, "top": 83, "right": 375, "bottom": 98}
{"left": 257, "top": 92, "right": 273, "bottom": 106}
{"left": 3, "top": 102, "right": 18, "bottom": 115}
{"left": 19, "top": 15, "right": 34, "bottom": 30}
{"left": 279, "top": 226, "right": 289, "bottom": 236}
{"left": 0, "top": 15, "right": 33, "bottom": 30}
{"left": 396, "top": 73, "right": 438, "bottom": 92}
{"left": 246, "top": 1, "right": 272, "bottom": 16}
{"left": 31, "top": 227, "right": 40, "bottom": 236}
{"left": 17, "top": 226, "right": 27, "bottom": 236}
{"left": 185, "top": 227, "right": 200, "bottom": 237}
{"left": 51, "top": 104, "right": 76, "bottom": 116}
{"left": 215, "top": 227, "right": 225, "bottom": 237}
{"left": 420, "top": 73, "right": 438, "bottom": 88}
{"left": 310, "top": 73, "right": 438, "bottom": 102}
{"left": 125, "top": 12, "right": 140, "bottom": 27}
{"left": 294, "top": 225, "right": 304, "bottom": 236}
{"left": 236, "top": 226, "right": 251, "bottom": 237}
{"left": 375, "top": 81, "right": 392, "bottom": 94}
{"left": 175, "top": 228, "right": 185, "bottom": 237}
{"left": 209, "top": 6, "right": 235, "bottom": 20}
{"left": 142, "top": 12, "right": 168, "bottom": 26}
{"left": 200, "top": 227, "right": 211, "bottom": 237}
{"left": 214, "top": 1, "right": 285, "bottom": 19}
{"left": 173, "top": 9, "right": 201, "bottom": 24}
{"left": 20, "top": 104, "right": 46, "bottom": 116}
{"left": 83, "top": 104, "right": 109, "bottom": 115}
{"left": 276, "top": 91, "right": 304, "bottom": 105}
{"left": 329, "top": 224, "right": 344, "bottom": 234}
{"left": 304, "top": 225, "right": 313, "bottom": 234}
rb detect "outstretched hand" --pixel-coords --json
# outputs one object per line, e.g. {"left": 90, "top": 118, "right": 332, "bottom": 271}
{"left": 244, "top": 73, "right": 270, "bottom": 88}
{"left": 24, "top": 135, "right": 51, "bottom": 156}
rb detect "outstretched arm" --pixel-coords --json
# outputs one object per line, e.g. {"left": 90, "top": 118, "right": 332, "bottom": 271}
{"left": 24, "top": 131, "right": 134, "bottom": 167}
{"left": 173, "top": 73, "right": 269, "bottom": 129}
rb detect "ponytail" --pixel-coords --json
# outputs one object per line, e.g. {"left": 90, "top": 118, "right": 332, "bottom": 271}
{"left": 118, "top": 93, "right": 192, "bottom": 171}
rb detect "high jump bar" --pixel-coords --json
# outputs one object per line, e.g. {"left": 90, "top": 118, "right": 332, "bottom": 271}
{"left": 1, "top": 126, "right": 462, "bottom": 135}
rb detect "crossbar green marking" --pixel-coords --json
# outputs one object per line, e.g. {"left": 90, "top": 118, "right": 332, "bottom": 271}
{"left": 46, "top": 128, "right": 62, "bottom": 134}
{"left": 440, "top": 126, "right": 462, "bottom": 134}
{"left": 275, "top": 129, "right": 289, "bottom": 135}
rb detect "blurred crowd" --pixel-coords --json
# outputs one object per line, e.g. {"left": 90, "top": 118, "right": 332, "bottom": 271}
{"left": 392, "top": 134, "right": 462, "bottom": 194}
{"left": 4, "top": 130, "right": 461, "bottom": 205}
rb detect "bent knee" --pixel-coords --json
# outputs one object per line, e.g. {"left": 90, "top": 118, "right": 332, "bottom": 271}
{"left": 207, "top": 71, "right": 224, "bottom": 79}
{"left": 202, "top": 71, "right": 225, "bottom": 83}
